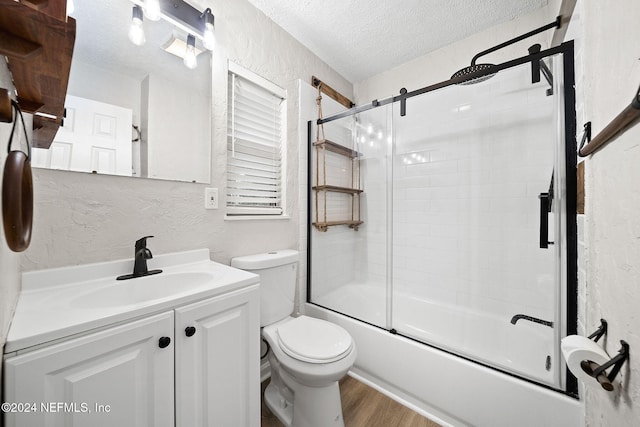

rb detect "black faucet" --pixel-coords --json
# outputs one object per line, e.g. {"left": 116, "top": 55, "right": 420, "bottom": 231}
{"left": 117, "top": 236, "right": 163, "bottom": 280}
{"left": 510, "top": 314, "right": 553, "bottom": 328}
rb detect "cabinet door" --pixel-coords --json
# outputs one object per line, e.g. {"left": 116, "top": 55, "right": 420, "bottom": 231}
{"left": 4, "top": 312, "right": 175, "bottom": 427}
{"left": 175, "top": 285, "right": 260, "bottom": 427}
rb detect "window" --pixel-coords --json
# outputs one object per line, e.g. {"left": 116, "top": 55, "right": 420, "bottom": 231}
{"left": 227, "top": 62, "right": 286, "bottom": 216}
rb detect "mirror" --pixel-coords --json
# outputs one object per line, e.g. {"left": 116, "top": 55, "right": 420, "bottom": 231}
{"left": 31, "top": 0, "right": 212, "bottom": 183}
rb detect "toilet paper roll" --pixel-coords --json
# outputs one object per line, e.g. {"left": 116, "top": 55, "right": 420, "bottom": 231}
{"left": 561, "top": 335, "right": 612, "bottom": 390}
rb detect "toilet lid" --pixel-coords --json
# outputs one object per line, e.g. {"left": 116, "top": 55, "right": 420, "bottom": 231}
{"left": 276, "top": 316, "right": 353, "bottom": 364}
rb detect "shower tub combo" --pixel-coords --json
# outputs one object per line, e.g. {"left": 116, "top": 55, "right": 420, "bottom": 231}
{"left": 306, "top": 37, "right": 581, "bottom": 427}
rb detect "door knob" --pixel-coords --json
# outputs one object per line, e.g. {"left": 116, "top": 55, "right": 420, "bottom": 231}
{"left": 185, "top": 326, "right": 196, "bottom": 337}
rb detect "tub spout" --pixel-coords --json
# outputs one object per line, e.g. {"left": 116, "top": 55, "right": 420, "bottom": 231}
{"left": 510, "top": 314, "right": 553, "bottom": 328}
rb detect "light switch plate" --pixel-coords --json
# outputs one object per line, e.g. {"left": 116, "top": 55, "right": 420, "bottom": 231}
{"left": 204, "top": 188, "right": 218, "bottom": 209}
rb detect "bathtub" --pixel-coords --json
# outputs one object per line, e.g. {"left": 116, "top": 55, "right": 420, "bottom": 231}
{"left": 306, "top": 284, "right": 582, "bottom": 427}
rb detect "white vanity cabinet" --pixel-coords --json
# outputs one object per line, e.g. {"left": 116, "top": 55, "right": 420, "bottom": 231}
{"left": 175, "top": 286, "right": 260, "bottom": 426}
{"left": 4, "top": 285, "right": 260, "bottom": 427}
{"left": 4, "top": 311, "right": 175, "bottom": 427}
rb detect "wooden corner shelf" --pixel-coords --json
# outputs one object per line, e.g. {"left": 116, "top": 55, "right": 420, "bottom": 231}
{"left": 314, "top": 139, "right": 361, "bottom": 158}
{"left": 0, "top": 0, "right": 76, "bottom": 148}
{"left": 313, "top": 133, "right": 363, "bottom": 232}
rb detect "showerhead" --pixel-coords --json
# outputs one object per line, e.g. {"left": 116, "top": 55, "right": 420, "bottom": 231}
{"left": 451, "top": 63, "right": 496, "bottom": 85}
{"left": 451, "top": 16, "right": 562, "bottom": 86}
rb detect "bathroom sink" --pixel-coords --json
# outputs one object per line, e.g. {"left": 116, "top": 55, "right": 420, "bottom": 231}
{"left": 70, "top": 271, "right": 217, "bottom": 308}
{"left": 6, "top": 249, "right": 260, "bottom": 354}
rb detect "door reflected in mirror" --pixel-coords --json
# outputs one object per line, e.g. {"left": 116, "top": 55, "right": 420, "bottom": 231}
{"left": 31, "top": 0, "right": 212, "bottom": 183}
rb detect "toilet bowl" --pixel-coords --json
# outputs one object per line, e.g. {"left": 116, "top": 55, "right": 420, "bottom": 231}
{"left": 263, "top": 315, "right": 357, "bottom": 427}
{"left": 230, "top": 250, "right": 356, "bottom": 427}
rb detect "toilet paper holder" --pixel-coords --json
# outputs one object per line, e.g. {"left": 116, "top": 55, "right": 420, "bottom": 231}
{"left": 580, "top": 319, "right": 630, "bottom": 391}
{"left": 587, "top": 318, "right": 607, "bottom": 342}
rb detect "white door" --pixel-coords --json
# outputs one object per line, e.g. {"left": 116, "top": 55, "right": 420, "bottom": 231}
{"left": 4, "top": 312, "right": 175, "bottom": 427}
{"left": 31, "top": 95, "right": 133, "bottom": 176}
{"left": 174, "top": 286, "right": 260, "bottom": 427}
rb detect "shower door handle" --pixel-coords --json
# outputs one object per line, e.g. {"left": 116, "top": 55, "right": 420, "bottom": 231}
{"left": 538, "top": 192, "right": 553, "bottom": 248}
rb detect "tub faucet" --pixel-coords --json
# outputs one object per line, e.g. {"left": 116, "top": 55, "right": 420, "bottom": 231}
{"left": 116, "top": 236, "right": 163, "bottom": 280}
{"left": 510, "top": 314, "right": 553, "bottom": 328}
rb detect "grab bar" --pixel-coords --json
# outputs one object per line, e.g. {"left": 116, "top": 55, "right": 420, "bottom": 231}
{"left": 579, "top": 82, "right": 640, "bottom": 156}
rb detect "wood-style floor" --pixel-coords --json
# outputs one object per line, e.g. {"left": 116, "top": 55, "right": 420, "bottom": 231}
{"left": 261, "top": 375, "right": 442, "bottom": 427}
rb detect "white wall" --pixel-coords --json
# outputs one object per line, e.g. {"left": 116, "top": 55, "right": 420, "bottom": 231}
{"left": 0, "top": 62, "right": 23, "bottom": 389}
{"left": 20, "top": 0, "right": 352, "bottom": 271}
{"left": 576, "top": 0, "right": 640, "bottom": 425}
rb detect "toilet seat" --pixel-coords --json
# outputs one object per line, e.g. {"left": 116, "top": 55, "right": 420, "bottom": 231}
{"left": 276, "top": 316, "right": 353, "bottom": 364}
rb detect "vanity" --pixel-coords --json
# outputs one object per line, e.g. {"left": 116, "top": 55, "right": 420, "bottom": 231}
{"left": 2, "top": 249, "right": 260, "bottom": 426}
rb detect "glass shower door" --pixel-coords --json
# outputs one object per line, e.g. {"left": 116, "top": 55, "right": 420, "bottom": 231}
{"left": 309, "top": 105, "right": 392, "bottom": 329}
{"left": 390, "top": 56, "right": 567, "bottom": 387}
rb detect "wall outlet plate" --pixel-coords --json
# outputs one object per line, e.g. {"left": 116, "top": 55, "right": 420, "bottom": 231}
{"left": 204, "top": 187, "right": 218, "bottom": 209}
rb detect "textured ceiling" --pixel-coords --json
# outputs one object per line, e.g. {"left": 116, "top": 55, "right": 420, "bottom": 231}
{"left": 245, "top": 0, "right": 549, "bottom": 83}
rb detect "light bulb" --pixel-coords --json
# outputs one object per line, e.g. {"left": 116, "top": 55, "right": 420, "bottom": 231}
{"left": 128, "top": 6, "right": 146, "bottom": 46}
{"left": 183, "top": 34, "right": 197, "bottom": 69}
{"left": 66, "top": 0, "right": 74, "bottom": 15}
{"left": 202, "top": 9, "right": 215, "bottom": 51}
{"left": 144, "top": 0, "right": 161, "bottom": 21}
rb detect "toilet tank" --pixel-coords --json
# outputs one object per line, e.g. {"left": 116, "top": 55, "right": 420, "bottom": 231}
{"left": 231, "top": 250, "right": 298, "bottom": 326}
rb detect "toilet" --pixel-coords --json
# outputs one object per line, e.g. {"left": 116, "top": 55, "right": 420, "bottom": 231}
{"left": 231, "top": 250, "right": 356, "bottom": 427}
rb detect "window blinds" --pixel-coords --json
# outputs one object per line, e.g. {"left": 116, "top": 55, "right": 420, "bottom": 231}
{"left": 227, "top": 72, "right": 285, "bottom": 215}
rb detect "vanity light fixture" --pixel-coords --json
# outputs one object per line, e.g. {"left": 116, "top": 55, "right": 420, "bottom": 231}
{"left": 144, "top": 0, "right": 161, "bottom": 21}
{"left": 202, "top": 8, "right": 215, "bottom": 51}
{"left": 183, "top": 34, "right": 197, "bottom": 69}
{"left": 162, "top": 32, "right": 204, "bottom": 59}
{"left": 128, "top": 5, "right": 146, "bottom": 46}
